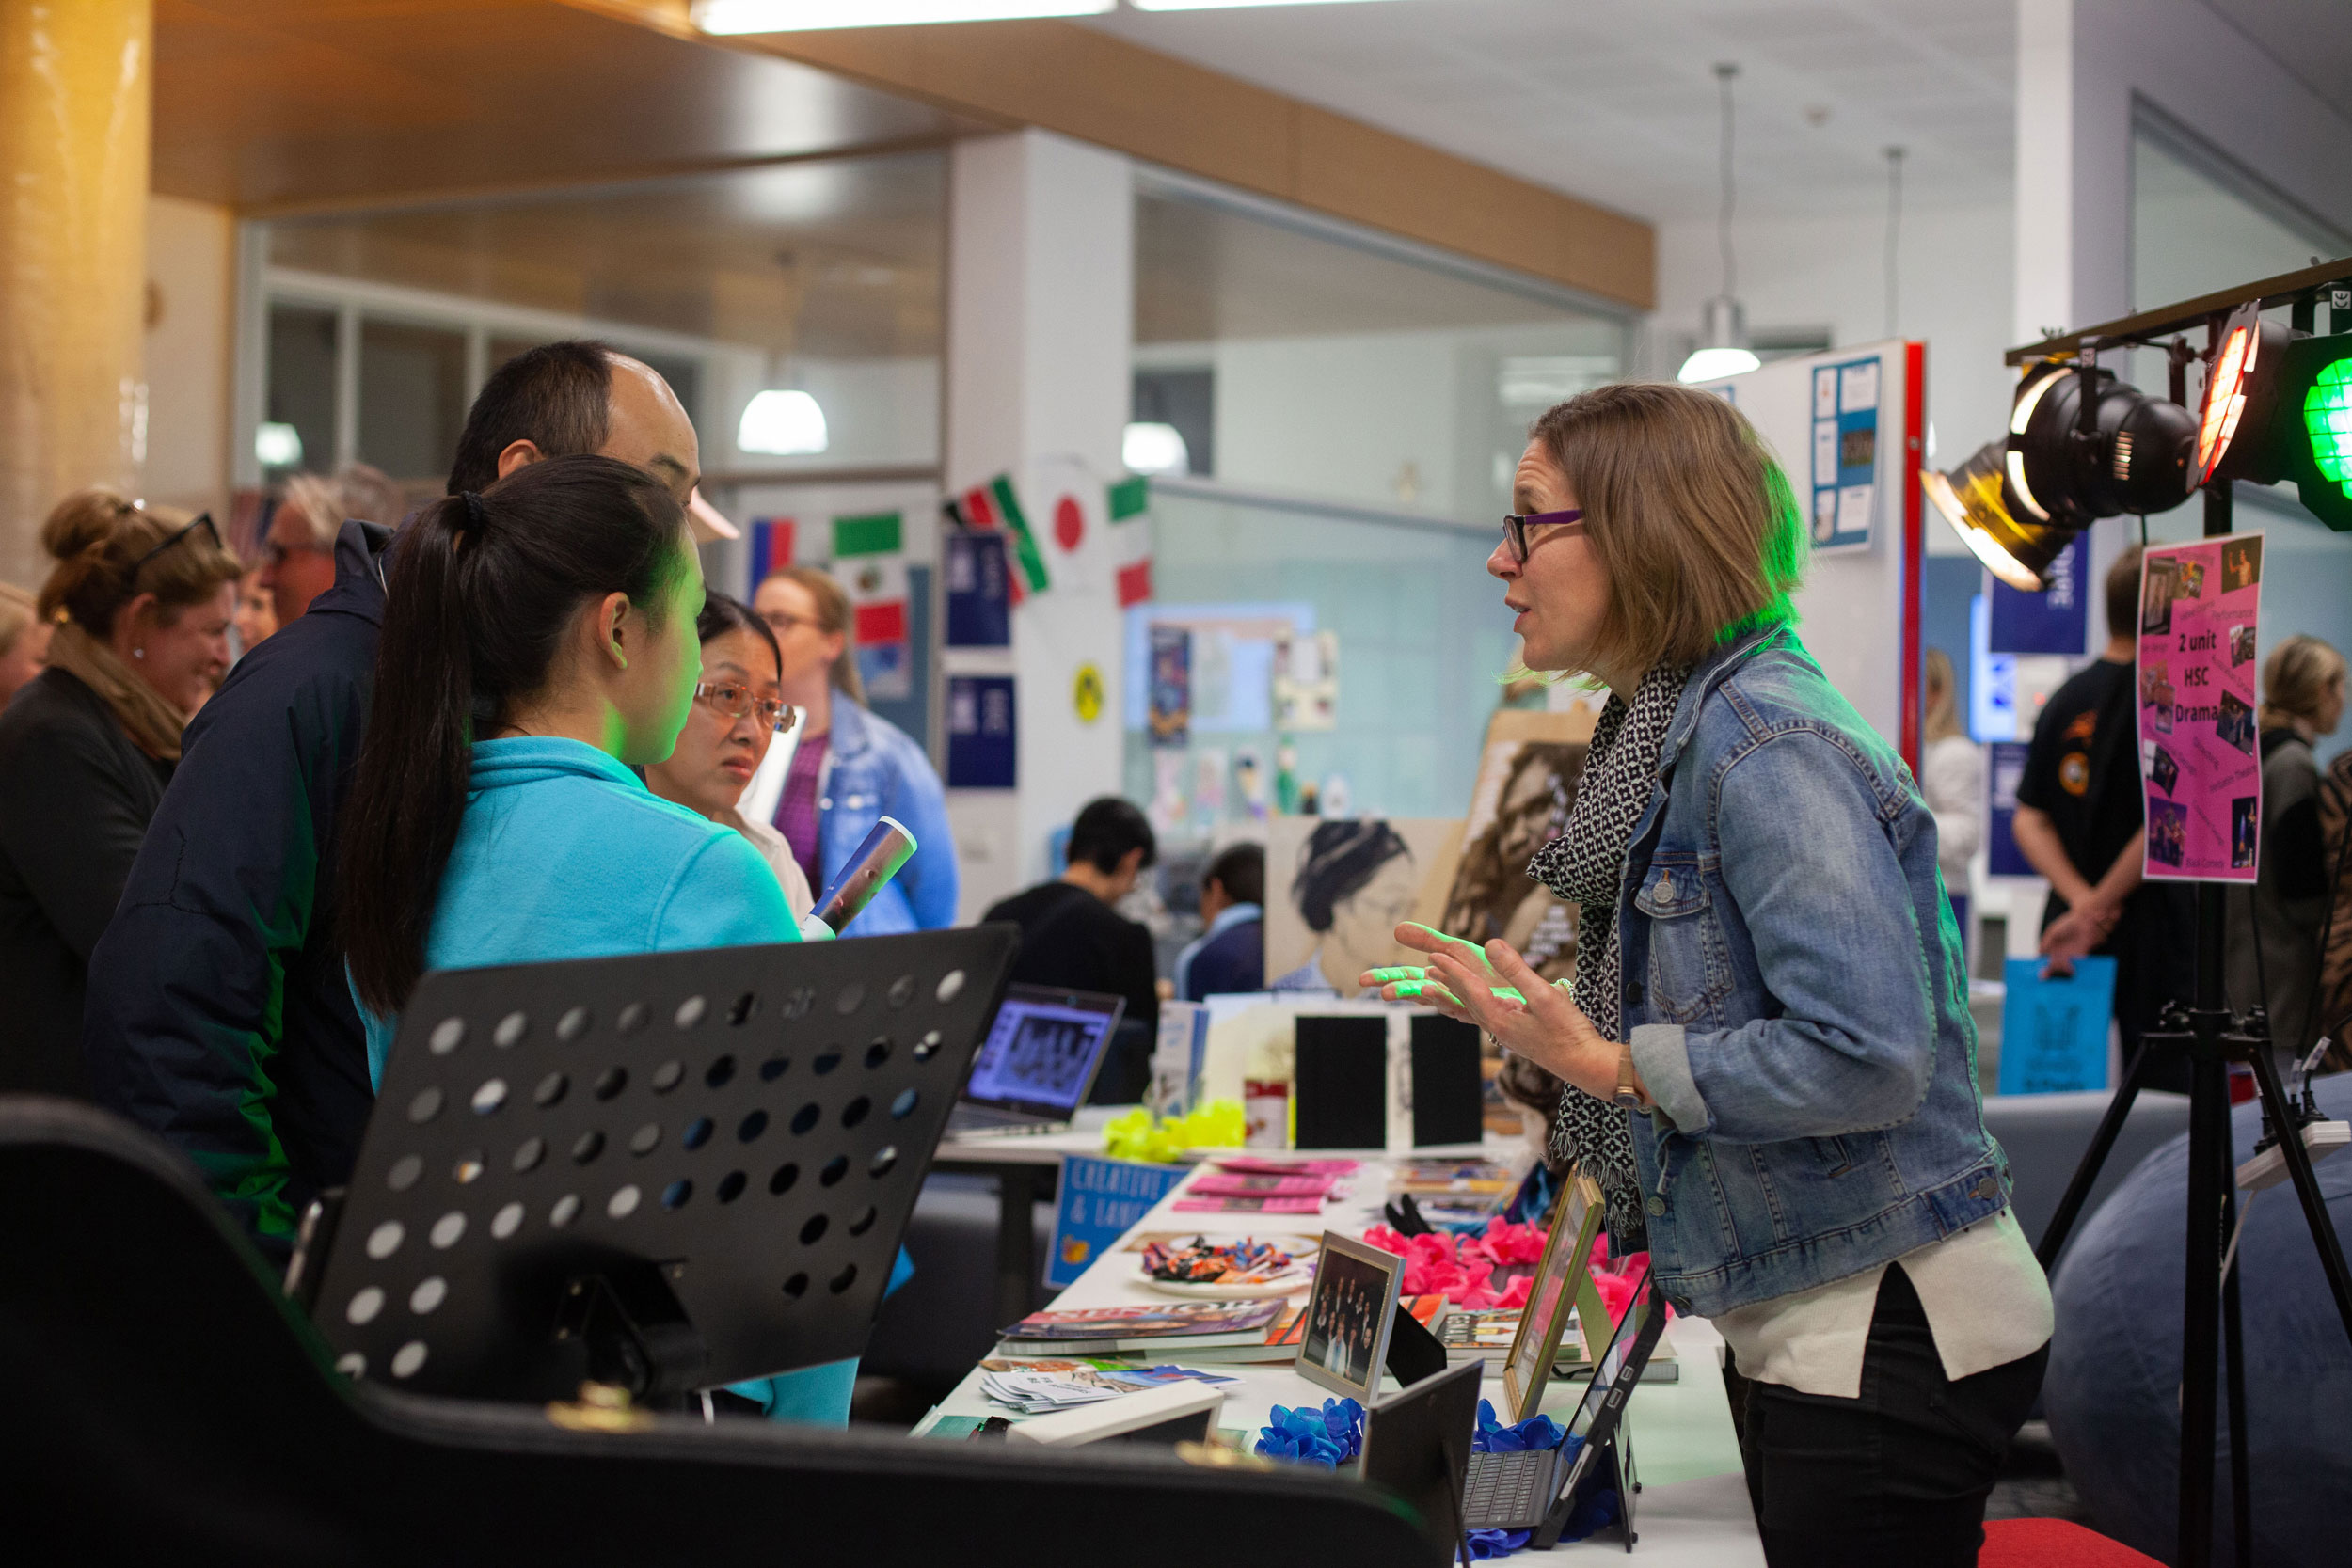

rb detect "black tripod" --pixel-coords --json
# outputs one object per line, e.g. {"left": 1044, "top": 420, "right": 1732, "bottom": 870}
{"left": 2032, "top": 483, "right": 2352, "bottom": 1568}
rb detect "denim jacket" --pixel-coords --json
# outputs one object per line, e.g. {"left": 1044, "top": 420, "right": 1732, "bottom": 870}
{"left": 1619, "top": 626, "right": 2008, "bottom": 1318}
{"left": 818, "top": 700, "right": 957, "bottom": 938}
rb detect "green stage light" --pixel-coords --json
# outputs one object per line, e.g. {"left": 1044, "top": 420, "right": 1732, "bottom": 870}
{"left": 2194, "top": 307, "right": 2352, "bottom": 531}
{"left": 1921, "top": 361, "right": 2195, "bottom": 590}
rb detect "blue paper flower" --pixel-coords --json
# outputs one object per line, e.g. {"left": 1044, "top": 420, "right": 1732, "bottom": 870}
{"left": 1470, "top": 1398, "right": 1568, "bottom": 1454}
{"left": 1252, "top": 1397, "right": 1366, "bottom": 1467}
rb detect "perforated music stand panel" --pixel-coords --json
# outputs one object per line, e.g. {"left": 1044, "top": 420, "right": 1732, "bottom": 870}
{"left": 310, "top": 927, "right": 1017, "bottom": 1401}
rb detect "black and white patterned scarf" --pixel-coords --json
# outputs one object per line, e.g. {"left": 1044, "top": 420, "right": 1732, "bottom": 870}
{"left": 1524, "top": 661, "right": 1692, "bottom": 1248}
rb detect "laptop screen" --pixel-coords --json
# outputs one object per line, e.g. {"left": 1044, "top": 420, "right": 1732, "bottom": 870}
{"left": 961, "top": 984, "right": 1125, "bottom": 1118}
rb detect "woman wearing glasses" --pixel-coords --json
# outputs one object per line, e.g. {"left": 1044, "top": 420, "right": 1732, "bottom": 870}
{"left": 644, "top": 593, "right": 821, "bottom": 933}
{"left": 1369, "top": 384, "right": 2048, "bottom": 1568}
{"left": 753, "top": 565, "right": 955, "bottom": 937}
{"left": 0, "top": 489, "right": 242, "bottom": 1094}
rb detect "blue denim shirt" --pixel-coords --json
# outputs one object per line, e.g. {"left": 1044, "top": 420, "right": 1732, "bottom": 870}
{"left": 818, "top": 700, "right": 957, "bottom": 937}
{"left": 1618, "top": 626, "right": 2008, "bottom": 1318}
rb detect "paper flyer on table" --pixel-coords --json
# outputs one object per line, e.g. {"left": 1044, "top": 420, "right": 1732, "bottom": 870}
{"left": 2137, "top": 534, "right": 2263, "bottom": 882}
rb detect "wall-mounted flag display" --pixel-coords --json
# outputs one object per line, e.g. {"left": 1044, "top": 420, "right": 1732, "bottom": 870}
{"left": 1108, "top": 475, "right": 1153, "bottom": 609}
{"left": 835, "top": 511, "right": 910, "bottom": 701}
{"left": 748, "top": 517, "right": 796, "bottom": 594}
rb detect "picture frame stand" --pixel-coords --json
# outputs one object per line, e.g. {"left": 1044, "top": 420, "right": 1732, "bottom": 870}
{"left": 1384, "top": 1300, "right": 1446, "bottom": 1387}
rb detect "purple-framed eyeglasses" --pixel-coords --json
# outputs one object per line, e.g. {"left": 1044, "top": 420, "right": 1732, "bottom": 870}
{"left": 1502, "top": 507, "right": 1586, "bottom": 563}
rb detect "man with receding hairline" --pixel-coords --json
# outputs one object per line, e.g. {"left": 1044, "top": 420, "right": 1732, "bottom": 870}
{"left": 86, "top": 341, "right": 710, "bottom": 1260}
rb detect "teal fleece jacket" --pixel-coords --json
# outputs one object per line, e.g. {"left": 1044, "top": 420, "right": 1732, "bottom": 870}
{"left": 358, "top": 736, "right": 874, "bottom": 1424}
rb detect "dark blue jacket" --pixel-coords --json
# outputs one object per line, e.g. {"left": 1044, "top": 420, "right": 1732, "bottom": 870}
{"left": 84, "top": 520, "right": 390, "bottom": 1262}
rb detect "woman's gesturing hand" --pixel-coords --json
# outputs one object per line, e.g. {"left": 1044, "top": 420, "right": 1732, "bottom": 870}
{"left": 1359, "top": 922, "right": 1626, "bottom": 1101}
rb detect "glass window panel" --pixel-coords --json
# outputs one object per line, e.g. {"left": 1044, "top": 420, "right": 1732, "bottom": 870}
{"left": 358, "top": 318, "right": 468, "bottom": 482}
{"left": 265, "top": 303, "right": 338, "bottom": 476}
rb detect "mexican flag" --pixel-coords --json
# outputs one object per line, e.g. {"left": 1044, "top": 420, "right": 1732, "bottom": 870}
{"left": 959, "top": 473, "right": 1050, "bottom": 601}
{"left": 1108, "top": 474, "right": 1152, "bottom": 608}
{"left": 834, "top": 512, "right": 907, "bottom": 645}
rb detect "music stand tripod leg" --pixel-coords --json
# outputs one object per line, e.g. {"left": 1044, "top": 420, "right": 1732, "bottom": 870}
{"left": 2220, "top": 1172, "right": 2251, "bottom": 1568}
{"left": 2243, "top": 1045, "right": 2352, "bottom": 1339}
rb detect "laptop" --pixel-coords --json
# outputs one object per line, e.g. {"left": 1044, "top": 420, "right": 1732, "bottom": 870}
{"left": 1360, "top": 1266, "right": 1668, "bottom": 1543}
{"left": 943, "top": 984, "right": 1125, "bottom": 1137}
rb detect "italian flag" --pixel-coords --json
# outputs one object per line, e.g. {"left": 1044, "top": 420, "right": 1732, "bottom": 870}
{"left": 1109, "top": 475, "right": 1152, "bottom": 608}
{"left": 960, "top": 473, "right": 1050, "bottom": 602}
{"left": 834, "top": 512, "right": 907, "bottom": 644}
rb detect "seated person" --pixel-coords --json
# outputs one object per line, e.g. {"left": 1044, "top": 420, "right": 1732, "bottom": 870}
{"left": 985, "top": 797, "right": 1159, "bottom": 1036}
{"left": 644, "top": 591, "right": 822, "bottom": 934}
{"left": 1174, "top": 843, "right": 1264, "bottom": 1000}
{"left": 337, "top": 454, "right": 852, "bottom": 1424}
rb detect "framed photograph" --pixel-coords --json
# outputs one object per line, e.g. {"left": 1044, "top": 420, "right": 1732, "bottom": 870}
{"left": 1297, "top": 1230, "right": 1407, "bottom": 1402}
{"left": 1502, "top": 1168, "right": 1607, "bottom": 1423}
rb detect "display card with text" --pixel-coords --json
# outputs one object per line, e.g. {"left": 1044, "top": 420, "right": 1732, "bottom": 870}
{"left": 2136, "top": 534, "right": 2264, "bottom": 882}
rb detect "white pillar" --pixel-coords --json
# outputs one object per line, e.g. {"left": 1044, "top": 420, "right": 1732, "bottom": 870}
{"left": 2011, "top": 0, "right": 2132, "bottom": 348}
{"left": 943, "top": 130, "right": 1135, "bottom": 920}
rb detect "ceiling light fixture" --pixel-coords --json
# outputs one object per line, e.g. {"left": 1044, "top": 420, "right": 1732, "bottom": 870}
{"left": 254, "top": 421, "right": 303, "bottom": 469}
{"left": 738, "top": 389, "right": 829, "bottom": 456}
{"left": 693, "top": 0, "right": 1108, "bottom": 33}
{"left": 1131, "top": 0, "right": 1410, "bottom": 9}
{"left": 1122, "top": 421, "right": 1190, "bottom": 475}
{"left": 1679, "top": 63, "right": 1760, "bottom": 384}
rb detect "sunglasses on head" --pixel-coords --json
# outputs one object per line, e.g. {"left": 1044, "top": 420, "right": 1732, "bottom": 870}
{"left": 130, "top": 512, "right": 222, "bottom": 576}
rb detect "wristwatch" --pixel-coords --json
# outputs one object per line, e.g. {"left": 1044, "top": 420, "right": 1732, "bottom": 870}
{"left": 1613, "top": 1038, "right": 1644, "bottom": 1109}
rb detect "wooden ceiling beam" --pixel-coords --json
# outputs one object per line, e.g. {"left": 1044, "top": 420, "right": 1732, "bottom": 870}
{"left": 564, "top": 2, "right": 1653, "bottom": 311}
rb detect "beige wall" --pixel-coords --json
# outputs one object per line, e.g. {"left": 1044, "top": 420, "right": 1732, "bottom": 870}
{"left": 143, "top": 194, "right": 235, "bottom": 521}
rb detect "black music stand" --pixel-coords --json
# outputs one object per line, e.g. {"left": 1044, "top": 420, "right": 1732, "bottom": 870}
{"left": 293, "top": 927, "right": 1018, "bottom": 1402}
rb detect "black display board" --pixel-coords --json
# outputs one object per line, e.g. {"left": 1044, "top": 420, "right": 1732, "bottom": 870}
{"left": 1407, "top": 1015, "right": 1484, "bottom": 1147}
{"left": 304, "top": 927, "right": 1017, "bottom": 1402}
{"left": 1293, "top": 1015, "right": 1388, "bottom": 1149}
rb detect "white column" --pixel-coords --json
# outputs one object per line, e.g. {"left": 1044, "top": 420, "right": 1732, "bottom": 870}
{"left": 943, "top": 130, "right": 1135, "bottom": 920}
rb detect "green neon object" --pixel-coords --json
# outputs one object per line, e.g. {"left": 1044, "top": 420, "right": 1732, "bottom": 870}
{"left": 2306, "top": 358, "right": 2352, "bottom": 498}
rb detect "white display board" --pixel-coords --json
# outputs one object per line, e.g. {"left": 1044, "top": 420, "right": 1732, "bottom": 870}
{"left": 1689, "top": 340, "right": 1924, "bottom": 768}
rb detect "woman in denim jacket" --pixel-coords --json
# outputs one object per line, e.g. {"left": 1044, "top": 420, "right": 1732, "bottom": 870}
{"left": 1371, "top": 383, "right": 2051, "bottom": 1567}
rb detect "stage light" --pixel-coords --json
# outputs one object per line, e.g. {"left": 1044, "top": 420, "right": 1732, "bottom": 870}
{"left": 738, "top": 389, "right": 828, "bottom": 455}
{"left": 693, "top": 0, "right": 1108, "bottom": 32}
{"left": 2191, "top": 304, "right": 2352, "bottom": 531}
{"left": 1921, "top": 361, "right": 2195, "bottom": 589}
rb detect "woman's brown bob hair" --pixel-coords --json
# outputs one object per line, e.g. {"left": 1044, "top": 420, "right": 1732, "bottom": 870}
{"left": 1527, "top": 382, "right": 1805, "bottom": 676}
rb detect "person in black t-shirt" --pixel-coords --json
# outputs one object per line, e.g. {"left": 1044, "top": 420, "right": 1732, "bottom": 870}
{"left": 2012, "top": 545, "right": 2195, "bottom": 1089}
{"left": 985, "top": 799, "right": 1162, "bottom": 1097}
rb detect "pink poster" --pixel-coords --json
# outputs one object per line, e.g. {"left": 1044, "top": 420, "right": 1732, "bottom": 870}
{"left": 2137, "top": 533, "right": 2265, "bottom": 882}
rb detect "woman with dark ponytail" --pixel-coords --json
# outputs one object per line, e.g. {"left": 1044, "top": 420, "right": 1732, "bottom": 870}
{"left": 338, "top": 454, "right": 875, "bottom": 1423}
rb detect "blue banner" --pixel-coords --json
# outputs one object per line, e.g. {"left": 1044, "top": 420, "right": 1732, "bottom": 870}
{"left": 1987, "top": 740, "right": 2035, "bottom": 878}
{"left": 1045, "top": 1155, "right": 1185, "bottom": 1289}
{"left": 945, "top": 531, "right": 1011, "bottom": 648}
{"left": 1988, "top": 542, "right": 2090, "bottom": 655}
{"left": 946, "top": 675, "right": 1017, "bottom": 789}
{"left": 1997, "top": 956, "right": 2116, "bottom": 1094}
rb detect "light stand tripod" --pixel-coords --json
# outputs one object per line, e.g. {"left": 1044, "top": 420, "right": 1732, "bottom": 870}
{"left": 2033, "top": 481, "right": 2352, "bottom": 1568}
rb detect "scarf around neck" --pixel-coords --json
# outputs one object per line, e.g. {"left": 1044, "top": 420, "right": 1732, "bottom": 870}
{"left": 1524, "top": 660, "right": 1692, "bottom": 1250}
{"left": 44, "top": 621, "right": 190, "bottom": 762}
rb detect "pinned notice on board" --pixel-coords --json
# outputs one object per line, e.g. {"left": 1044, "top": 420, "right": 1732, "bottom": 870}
{"left": 2137, "top": 534, "right": 2264, "bottom": 883}
{"left": 946, "top": 674, "right": 1017, "bottom": 789}
{"left": 1809, "top": 357, "right": 1880, "bottom": 553}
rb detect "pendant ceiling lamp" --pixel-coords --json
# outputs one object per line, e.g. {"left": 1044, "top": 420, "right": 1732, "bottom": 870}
{"left": 694, "top": 1, "right": 1110, "bottom": 32}
{"left": 1678, "top": 63, "right": 1760, "bottom": 385}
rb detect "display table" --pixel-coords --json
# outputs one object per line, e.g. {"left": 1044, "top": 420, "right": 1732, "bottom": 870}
{"left": 914, "top": 1146, "right": 1764, "bottom": 1564}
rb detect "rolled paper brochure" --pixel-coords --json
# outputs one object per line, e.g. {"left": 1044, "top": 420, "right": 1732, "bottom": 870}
{"left": 812, "top": 816, "right": 917, "bottom": 933}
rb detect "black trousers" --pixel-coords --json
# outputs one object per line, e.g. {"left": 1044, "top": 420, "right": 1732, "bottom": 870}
{"left": 1724, "top": 1265, "right": 2047, "bottom": 1568}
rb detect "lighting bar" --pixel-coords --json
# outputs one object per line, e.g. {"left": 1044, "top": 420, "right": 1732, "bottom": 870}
{"left": 694, "top": 0, "right": 1109, "bottom": 34}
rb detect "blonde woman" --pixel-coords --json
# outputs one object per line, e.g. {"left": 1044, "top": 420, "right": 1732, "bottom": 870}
{"left": 0, "top": 580, "right": 49, "bottom": 708}
{"left": 1920, "top": 648, "right": 1983, "bottom": 953}
{"left": 2225, "top": 634, "right": 2345, "bottom": 1058}
{"left": 0, "top": 490, "right": 242, "bottom": 1093}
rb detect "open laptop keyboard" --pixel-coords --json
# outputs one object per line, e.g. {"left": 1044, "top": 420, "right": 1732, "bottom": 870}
{"left": 1462, "top": 1449, "right": 1563, "bottom": 1530}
